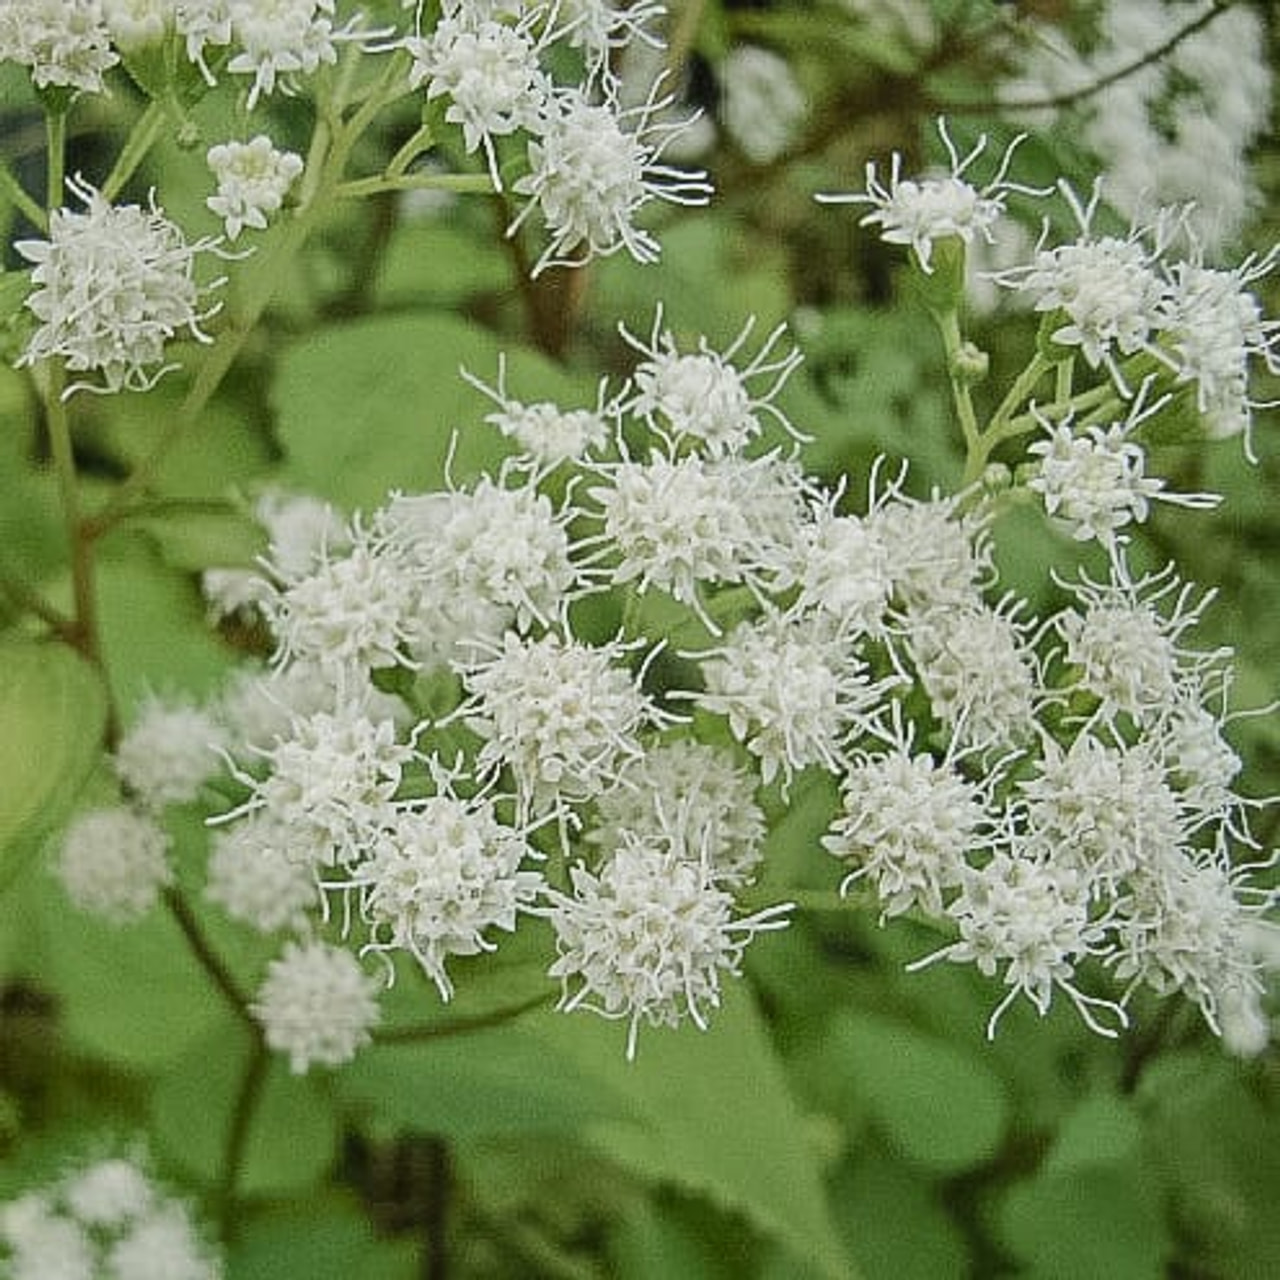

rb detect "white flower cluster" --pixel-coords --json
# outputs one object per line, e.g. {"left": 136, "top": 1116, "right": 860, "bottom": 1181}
{"left": 829, "top": 131, "right": 1280, "bottom": 455}
{"left": 1002, "top": 0, "right": 1273, "bottom": 251}
{"left": 0, "top": 0, "right": 118, "bottom": 93}
{"left": 402, "top": 0, "right": 711, "bottom": 274}
{"left": 205, "top": 135, "right": 304, "bottom": 240}
{"left": 0, "top": 1152, "right": 220, "bottom": 1280}
{"left": 16, "top": 176, "right": 221, "bottom": 397}
{"left": 176, "top": 301, "right": 1274, "bottom": 1059}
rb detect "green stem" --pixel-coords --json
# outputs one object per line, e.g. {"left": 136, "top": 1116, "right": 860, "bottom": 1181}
{"left": 386, "top": 122, "right": 436, "bottom": 177}
{"left": 371, "top": 990, "right": 555, "bottom": 1044}
{"left": 335, "top": 172, "right": 493, "bottom": 200}
{"left": 45, "top": 110, "right": 65, "bottom": 209}
{"left": 164, "top": 887, "right": 256, "bottom": 1029}
{"left": 45, "top": 366, "right": 101, "bottom": 666}
{"left": 933, "top": 307, "right": 981, "bottom": 461}
{"left": 986, "top": 351, "right": 1053, "bottom": 438}
{"left": 1054, "top": 356, "right": 1074, "bottom": 408}
{"left": 218, "top": 1035, "right": 269, "bottom": 1241}
{"left": 0, "top": 161, "right": 46, "bottom": 230}
{"left": 0, "top": 566, "right": 74, "bottom": 637}
{"left": 101, "top": 97, "right": 168, "bottom": 202}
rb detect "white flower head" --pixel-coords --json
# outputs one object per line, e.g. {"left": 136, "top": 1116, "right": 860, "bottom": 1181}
{"left": 719, "top": 44, "right": 806, "bottom": 165}
{"left": 16, "top": 176, "right": 221, "bottom": 397}
{"left": 998, "top": 181, "right": 1169, "bottom": 386}
{"left": 817, "top": 119, "right": 1040, "bottom": 272}
{"left": 457, "top": 631, "right": 663, "bottom": 818}
{"left": 1019, "top": 734, "right": 1187, "bottom": 898}
{"left": 224, "top": 0, "right": 359, "bottom": 110}
{"left": 1053, "top": 560, "right": 1226, "bottom": 725}
{"left": 114, "top": 695, "right": 230, "bottom": 811}
{"left": 1161, "top": 250, "right": 1280, "bottom": 453}
{"left": 206, "top": 135, "right": 304, "bottom": 239}
{"left": 622, "top": 308, "right": 805, "bottom": 454}
{"left": 55, "top": 806, "right": 172, "bottom": 924}
{"left": 205, "top": 811, "right": 319, "bottom": 933}
{"left": 464, "top": 355, "right": 614, "bottom": 465}
{"left": 587, "top": 449, "right": 806, "bottom": 630}
{"left": 824, "top": 745, "right": 985, "bottom": 918}
{"left": 912, "top": 851, "right": 1125, "bottom": 1039}
{"left": 251, "top": 939, "right": 380, "bottom": 1073}
{"left": 1026, "top": 382, "right": 1218, "bottom": 545}
{"left": 265, "top": 520, "right": 420, "bottom": 681}
{"left": 510, "top": 84, "right": 713, "bottom": 276}
{"left": 350, "top": 784, "right": 544, "bottom": 1000}
{"left": 545, "top": 837, "right": 791, "bottom": 1058}
{"left": 103, "top": 0, "right": 171, "bottom": 51}
{"left": 589, "top": 739, "right": 767, "bottom": 885}
{"left": 796, "top": 500, "right": 893, "bottom": 637}
{"left": 906, "top": 598, "right": 1039, "bottom": 749}
{"left": 697, "top": 610, "right": 896, "bottom": 787}
{"left": 0, "top": 0, "right": 118, "bottom": 93}
{"left": 220, "top": 701, "right": 412, "bottom": 869}
{"left": 407, "top": 12, "right": 550, "bottom": 189}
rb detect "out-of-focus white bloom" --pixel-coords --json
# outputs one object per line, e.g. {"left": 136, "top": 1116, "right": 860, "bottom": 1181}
{"left": 913, "top": 852, "right": 1124, "bottom": 1039}
{"left": 697, "top": 610, "right": 894, "bottom": 787}
{"left": 457, "top": 631, "right": 660, "bottom": 816}
{"left": 16, "top": 177, "right": 219, "bottom": 396}
{"left": 818, "top": 121, "right": 1039, "bottom": 273}
{"left": 55, "top": 807, "right": 172, "bottom": 924}
{"left": 0, "top": 1157, "right": 219, "bottom": 1280}
{"left": 103, "top": 1200, "right": 218, "bottom": 1280}
{"left": 205, "top": 811, "right": 318, "bottom": 933}
{"left": 251, "top": 940, "right": 380, "bottom": 1073}
{"left": 623, "top": 310, "right": 805, "bottom": 454}
{"left": 206, "top": 135, "right": 304, "bottom": 239}
{"left": 1161, "top": 252, "right": 1280, "bottom": 449}
{"left": 510, "top": 86, "right": 712, "bottom": 275}
{"left": 257, "top": 489, "right": 349, "bottom": 580}
{"left": 0, "top": 0, "right": 118, "bottom": 93}
{"left": 545, "top": 837, "right": 791, "bottom": 1058}
{"left": 103, "top": 0, "right": 170, "bottom": 50}
{"left": 114, "top": 696, "right": 229, "bottom": 810}
{"left": 556, "top": 0, "right": 665, "bottom": 79}
{"left": 906, "top": 600, "right": 1038, "bottom": 749}
{"left": 407, "top": 13, "right": 549, "bottom": 188}
{"left": 1002, "top": 1, "right": 1272, "bottom": 251}
{"left": 589, "top": 739, "right": 766, "bottom": 885}
{"left": 221, "top": 702, "right": 411, "bottom": 868}
{"left": 720, "top": 45, "right": 806, "bottom": 165}
{"left": 62, "top": 1159, "right": 153, "bottom": 1229}
{"left": 351, "top": 787, "right": 543, "bottom": 999}
{"left": 824, "top": 746, "right": 985, "bottom": 917}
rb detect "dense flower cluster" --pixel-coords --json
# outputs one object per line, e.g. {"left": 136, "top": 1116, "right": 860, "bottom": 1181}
{"left": 0, "top": 1152, "right": 220, "bottom": 1280}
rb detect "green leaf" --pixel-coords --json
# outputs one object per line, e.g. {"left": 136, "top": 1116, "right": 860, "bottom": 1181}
{"left": 271, "top": 313, "right": 592, "bottom": 511}
{"left": 0, "top": 640, "right": 106, "bottom": 880}
{"left": 96, "top": 535, "right": 237, "bottom": 708}
{"left": 33, "top": 871, "right": 224, "bottom": 1070}
{"left": 228, "top": 1195, "right": 419, "bottom": 1280}
{"left": 335, "top": 1021, "right": 634, "bottom": 1144}
{"left": 828, "top": 1149, "right": 969, "bottom": 1280}
{"left": 821, "top": 1010, "right": 1008, "bottom": 1173}
{"left": 1043, "top": 1092, "right": 1142, "bottom": 1177}
{"left": 151, "top": 1022, "right": 338, "bottom": 1196}
{"left": 997, "top": 1166, "right": 1168, "bottom": 1280}
{"left": 527, "top": 986, "right": 855, "bottom": 1280}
